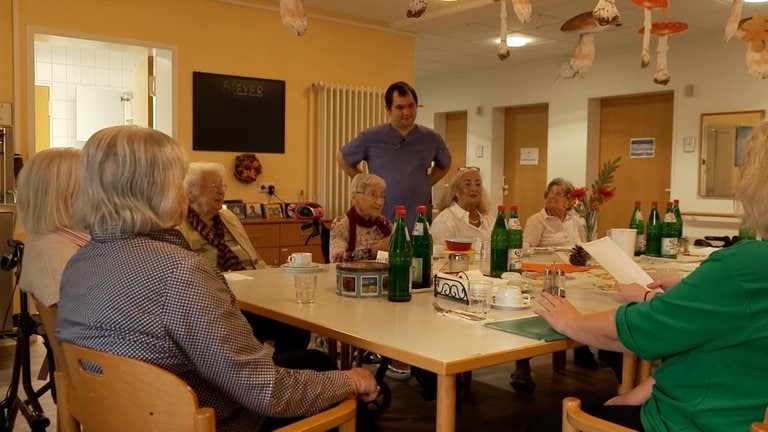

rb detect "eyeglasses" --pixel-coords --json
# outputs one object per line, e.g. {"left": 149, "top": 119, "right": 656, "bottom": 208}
{"left": 196, "top": 183, "right": 228, "bottom": 193}
{"left": 546, "top": 190, "right": 566, "bottom": 198}
{"left": 355, "top": 190, "right": 386, "bottom": 201}
{"left": 458, "top": 166, "right": 480, "bottom": 172}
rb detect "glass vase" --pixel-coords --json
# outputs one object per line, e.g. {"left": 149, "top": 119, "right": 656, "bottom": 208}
{"left": 584, "top": 211, "right": 599, "bottom": 242}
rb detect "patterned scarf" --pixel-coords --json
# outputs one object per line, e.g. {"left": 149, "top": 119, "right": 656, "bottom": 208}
{"left": 186, "top": 207, "right": 245, "bottom": 271}
{"left": 346, "top": 206, "right": 392, "bottom": 253}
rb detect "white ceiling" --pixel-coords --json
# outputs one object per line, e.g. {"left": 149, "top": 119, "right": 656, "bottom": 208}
{"left": 278, "top": 0, "right": 768, "bottom": 79}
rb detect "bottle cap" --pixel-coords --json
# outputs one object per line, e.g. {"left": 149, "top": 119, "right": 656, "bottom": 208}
{"left": 510, "top": 204, "right": 518, "bottom": 210}
{"left": 416, "top": 205, "right": 427, "bottom": 213}
{"left": 634, "top": 200, "right": 641, "bottom": 205}
{"left": 673, "top": 199, "right": 679, "bottom": 204}
{"left": 396, "top": 208, "right": 406, "bottom": 217}
{"left": 395, "top": 205, "right": 405, "bottom": 211}
{"left": 497, "top": 204, "right": 505, "bottom": 211}
{"left": 651, "top": 200, "right": 658, "bottom": 205}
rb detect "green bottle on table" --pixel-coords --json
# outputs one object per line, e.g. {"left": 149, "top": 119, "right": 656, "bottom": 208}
{"left": 490, "top": 205, "right": 508, "bottom": 278}
{"left": 661, "top": 201, "right": 678, "bottom": 259}
{"left": 411, "top": 205, "right": 433, "bottom": 289}
{"left": 388, "top": 206, "right": 412, "bottom": 302}
{"left": 629, "top": 200, "right": 645, "bottom": 256}
{"left": 672, "top": 199, "right": 684, "bottom": 241}
{"left": 507, "top": 204, "right": 523, "bottom": 273}
{"left": 645, "top": 201, "right": 662, "bottom": 257}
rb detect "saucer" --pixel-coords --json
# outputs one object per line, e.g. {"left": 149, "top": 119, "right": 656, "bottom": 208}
{"left": 491, "top": 302, "right": 531, "bottom": 311}
{"left": 281, "top": 263, "right": 322, "bottom": 273}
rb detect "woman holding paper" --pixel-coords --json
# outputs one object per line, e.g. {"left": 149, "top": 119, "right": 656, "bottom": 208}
{"left": 532, "top": 121, "right": 768, "bottom": 431}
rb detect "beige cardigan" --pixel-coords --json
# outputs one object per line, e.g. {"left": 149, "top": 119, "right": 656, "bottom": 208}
{"left": 178, "top": 207, "right": 268, "bottom": 269}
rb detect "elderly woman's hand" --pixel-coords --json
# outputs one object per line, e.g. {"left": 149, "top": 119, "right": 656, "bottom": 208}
{"left": 534, "top": 292, "right": 582, "bottom": 334}
{"left": 371, "top": 236, "right": 390, "bottom": 254}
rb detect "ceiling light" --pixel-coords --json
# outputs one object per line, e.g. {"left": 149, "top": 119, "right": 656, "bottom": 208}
{"left": 744, "top": 0, "right": 768, "bottom": 3}
{"left": 506, "top": 35, "right": 532, "bottom": 47}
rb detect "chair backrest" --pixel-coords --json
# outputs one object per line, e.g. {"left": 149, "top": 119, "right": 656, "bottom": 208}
{"left": 30, "top": 295, "right": 66, "bottom": 372}
{"left": 57, "top": 342, "right": 215, "bottom": 432}
{"left": 562, "top": 397, "right": 635, "bottom": 432}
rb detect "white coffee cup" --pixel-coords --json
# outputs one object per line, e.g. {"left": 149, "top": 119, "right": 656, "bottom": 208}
{"left": 288, "top": 252, "right": 313, "bottom": 267}
{"left": 608, "top": 228, "right": 637, "bottom": 257}
{"left": 495, "top": 285, "right": 531, "bottom": 307}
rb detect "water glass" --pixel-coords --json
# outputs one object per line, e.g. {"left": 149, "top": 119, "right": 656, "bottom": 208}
{"left": 468, "top": 280, "right": 491, "bottom": 314}
{"left": 295, "top": 274, "right": 317, "bottom": 304}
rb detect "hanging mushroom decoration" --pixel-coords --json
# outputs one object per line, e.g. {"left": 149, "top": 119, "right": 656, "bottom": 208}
{"left": 279, "top": 0, "right": 308, "bottom": 36}
{"left": 497, "top": 0, "right": 511, "bottom": 60}
{"left": 560, "top": 11, "right": 619, "bottom": 75}
{"left": 737, "top": 14, "right": 768, "bottom": 78}
{"left": 638, "top": 21, "right": 688, "bottom": 85}
{"left": 593, "top": 0, "right": 620, "bottom": 26}
{"left": 407, "top": 0, "right": 428, "bottom": 18}
{"left": 511, "top": 0, "right": 532, "bottom": 24}
{"left": 725, "top": 0, "right": 744, "bottom": 41}
{"left": 630, "top": 0, "right": 668, "bottom": 68}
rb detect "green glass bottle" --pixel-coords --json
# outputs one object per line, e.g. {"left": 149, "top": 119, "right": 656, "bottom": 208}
{"left": 672, "top": 199, "right": 684, "bottom": 241}
{"left": 660, "top": 201, "right": 678, "bottom": 259}
{"left": 411, "top": 205, "right": 433, "bottom": 289}
{"left": 388, "top": 206, "right": 412, "bottom": 302}
{"left": 490, "top": 205, "right": 508, "bottom": 278}
{"left": 645, "top": 201, "right": 662, "bottom": 257}
{"left": 507, "top": 204, "right": 523, "bottom": 273}
{"left": 629, "top": 200, "right": 645, "bottom": 256}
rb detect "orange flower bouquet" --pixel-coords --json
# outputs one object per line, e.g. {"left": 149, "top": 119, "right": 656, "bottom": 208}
{"left": 568, "top": 157, "right": 620, "bottom": 241}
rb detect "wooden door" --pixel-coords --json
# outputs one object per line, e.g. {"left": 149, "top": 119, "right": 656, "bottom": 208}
{"left": 433, "top": 111, "right": 467, "bottom": 216}
{"left": 598, "top": 92, "right": 673, "bottom": 237}
{"left": 503, "top": 104, "right": 549, "bottom": 223}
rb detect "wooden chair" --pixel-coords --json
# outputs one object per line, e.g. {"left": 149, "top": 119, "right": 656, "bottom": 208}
{"left": 562, "top": 397, "right": 636, "bottom": 432}
{"left": 617, "top": 353, "right": 652, "bottom": 396}
{"left": 751, "top": 407, "right": 768, "bottom": 432}
{"left": 57, "top": 342, "right": 357, "bottom": 432}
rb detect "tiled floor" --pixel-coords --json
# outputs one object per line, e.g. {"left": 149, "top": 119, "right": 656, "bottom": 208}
{"left": 0, "top": 337, "right": 618, "bottom": 432}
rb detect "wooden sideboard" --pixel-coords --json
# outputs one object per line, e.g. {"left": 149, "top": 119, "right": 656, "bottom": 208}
{"left": 241, "top": 219, "right": 327, "bottom": 266}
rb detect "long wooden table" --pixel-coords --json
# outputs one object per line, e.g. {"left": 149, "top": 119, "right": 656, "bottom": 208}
{"left": 228, "top": 258, "right": 625, "bottom": 431}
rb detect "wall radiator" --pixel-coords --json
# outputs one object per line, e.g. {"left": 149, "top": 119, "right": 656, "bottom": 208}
{"left": 309, "top": 82, "right": 386, "bottom": 219}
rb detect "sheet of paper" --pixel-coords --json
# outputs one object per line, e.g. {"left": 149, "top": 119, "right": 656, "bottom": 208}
{"left": 580, "top": 237, "right": 653, "bottom": 285}
{"left": 223, "top": 272, "right": 254, "bottom": 281}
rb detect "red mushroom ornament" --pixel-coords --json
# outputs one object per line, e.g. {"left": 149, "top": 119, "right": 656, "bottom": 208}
{"left": 639, "top": 21, "right": 687, "bottom": 85}
{"left": 630, "top": 0, "right": 669, "bottom": 67}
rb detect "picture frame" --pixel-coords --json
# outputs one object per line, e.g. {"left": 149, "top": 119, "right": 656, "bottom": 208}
{"left": 227, "top": 202, "right": 246, "bottom": 220}
{"left": 245, "top": 202, "right": 263, "bottom": 219}
{"left": 285, "top": 202, "right": 297, "bottom": 219}
{"left": 263, "top": 202, "right": 284, "bottom": 219}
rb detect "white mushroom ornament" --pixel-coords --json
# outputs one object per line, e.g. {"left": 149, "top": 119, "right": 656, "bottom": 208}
{"left": 638, "top": 21, "right": 688, "bottom": 85}
{"left": 560, "top": 11, "right": 619, "bottom": 76}
{"left": 408, "top": 0, "right": 428, "bottom": 18}
{"left": 497, "top": 0, "right": 511, "bottom": 60}
{"left": 737, "top": 14, "right": 768, "bottom": 78}
{"left": 511, "top": 0, "right": 532, "bottom": 24}
{"left": 593, "top": 0, "right": 620, "bottom": 26}
{"left": 725, "top": 0, "right": 744, "bottom": 41}
{"left": 279, "top": 0, "right": 308, "bottom": 36}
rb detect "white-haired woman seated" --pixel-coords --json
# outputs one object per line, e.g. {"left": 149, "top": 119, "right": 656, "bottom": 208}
{"left": 430, "top": 166, "right": 494, "bottom": 247}
{"left": 329, "top": 173, "right": 391, "bottom": 263}
{"left": 178, "top": 162, "right": 266, "bottom": 270}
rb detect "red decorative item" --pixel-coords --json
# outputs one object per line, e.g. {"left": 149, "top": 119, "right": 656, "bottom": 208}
{"left": 234, "top": 153, "right": 262, "bottom": 184}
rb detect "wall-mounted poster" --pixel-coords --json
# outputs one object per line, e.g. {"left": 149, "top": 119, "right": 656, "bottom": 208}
{"left": 629, "top": 137, "right": 655, "bottom": 158}
{"left": 192, "top": 71, "right": 285, "bottom": 153}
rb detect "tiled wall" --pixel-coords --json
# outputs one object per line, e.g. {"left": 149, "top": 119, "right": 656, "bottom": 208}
{"left": 34, "top": 41, "right": 143, "bottom": 148}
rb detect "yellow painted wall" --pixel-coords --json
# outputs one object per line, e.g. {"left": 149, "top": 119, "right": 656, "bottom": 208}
{"left": 9, "top": 0, "right": 414, "bottom": 203}
{"left": 0, "top": 0, "right": 13, "bottom": 104}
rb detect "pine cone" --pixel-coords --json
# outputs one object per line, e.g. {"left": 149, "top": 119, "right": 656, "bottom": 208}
{"left": 569, "top": 245, "right": 590, "bottom": 266}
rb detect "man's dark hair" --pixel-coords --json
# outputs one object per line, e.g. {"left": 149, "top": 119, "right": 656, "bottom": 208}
{"left": 384, "top": 81, "right": 418, "bottom": 109}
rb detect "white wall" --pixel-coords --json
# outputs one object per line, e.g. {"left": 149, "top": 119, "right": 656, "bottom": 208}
{"left": 417, "top": 32, "right": 768, "bottom": 238}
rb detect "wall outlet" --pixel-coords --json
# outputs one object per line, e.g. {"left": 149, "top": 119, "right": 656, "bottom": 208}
{"left": 258, "top": 182, "right": 275, "bottom": 193}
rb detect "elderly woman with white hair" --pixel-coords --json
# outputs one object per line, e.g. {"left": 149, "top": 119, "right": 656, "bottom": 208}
{"left": 178, "top": 162, "right": 266, "bottom": 271}
{"left": 56, "top": 125, "right": 379, "bottom": 431}
{"left": 430, "top": 166, "right": 494, "bottom": 247}
{"left": 329, "top": 173, "right": 391, "bottom": 263}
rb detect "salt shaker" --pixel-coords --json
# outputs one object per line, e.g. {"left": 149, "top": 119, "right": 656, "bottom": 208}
{"left": 555, "top": 269, "right": 566, "bottom": 297}
{"left": 542, "top": 269, "right": 555, "bottom": 295}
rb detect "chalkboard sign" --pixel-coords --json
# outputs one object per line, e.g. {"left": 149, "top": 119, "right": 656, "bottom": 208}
{"left": 193, "top": 71, "right": 285, "bottom": 153}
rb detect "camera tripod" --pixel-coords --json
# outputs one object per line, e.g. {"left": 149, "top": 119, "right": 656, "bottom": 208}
{"left": 0, "top": 255, "right": 52, "bottom": 431}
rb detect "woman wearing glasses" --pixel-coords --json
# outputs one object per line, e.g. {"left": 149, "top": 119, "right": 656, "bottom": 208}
{"left": 523, "top": 177, "right": 585, "bottom": 248}
{"left": 329, "top": 173, "right": 392, "bottom": 263}
{"left": 430, "top": 166, "right": 494, "bottom": 248}
{"left": 179, "top": 162, "right": 267, "bottom": 270}
{"left": 179, "top": 161, "right": 309, "bottom": 355}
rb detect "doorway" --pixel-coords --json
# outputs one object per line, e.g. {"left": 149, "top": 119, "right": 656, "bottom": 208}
{"left": 597, "top": 92, "right": 674, "bottom": 236}
{"left": 30, "top": 32, "right": 173, "bottom": 153}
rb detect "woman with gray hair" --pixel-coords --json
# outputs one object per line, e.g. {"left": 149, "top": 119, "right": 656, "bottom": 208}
{"left": 430, "top": 166, "right": 494, "bottom": 248}
{"left": 178, "top": 162, "right": 267, "bottom": 270}
{"left": 55, "top": 125, "right": 379, "bottom": 431}
{"left": 329, "top": 173, "right": 392, "bottom": 262}
{"left": 522, "top": 177, "right": 585, "bottom": 248}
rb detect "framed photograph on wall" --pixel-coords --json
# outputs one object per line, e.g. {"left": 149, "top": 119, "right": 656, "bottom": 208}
{"left": 245, "top": 203, "right": 263, "bottom": 219}
{"left": 263, "top": 203, "right": 284, "bottom": 219}
{"left": 227, "top": 202, "right": 246, "bottom": 220}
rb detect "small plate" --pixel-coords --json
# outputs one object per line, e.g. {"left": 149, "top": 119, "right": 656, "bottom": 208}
{"left": 491, "top": 302, "right": 531, "bottom": 311}
{"left": 281, "top": 263, "right": 322, "bottom": 273}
